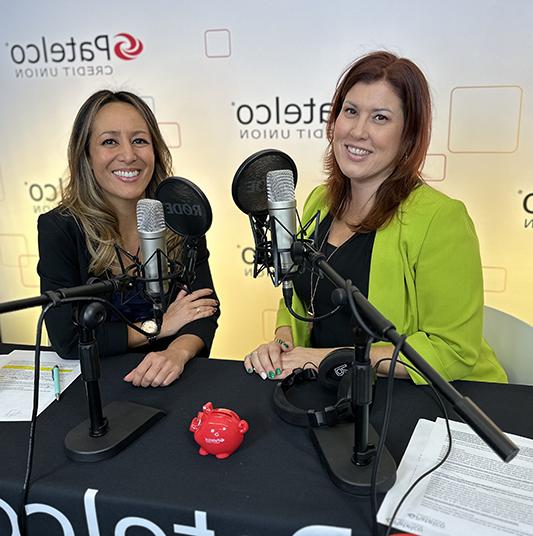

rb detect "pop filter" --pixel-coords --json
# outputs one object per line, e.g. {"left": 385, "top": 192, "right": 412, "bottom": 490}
{"left": 155, "top": 177, "right": 212, "bottom": 238}
{"left": 232, "top": 149, "right": 298, "bottom": 216}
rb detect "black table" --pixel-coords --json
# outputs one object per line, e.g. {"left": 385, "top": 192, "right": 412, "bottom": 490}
{"left": 1, "top": 347, "right": 532, "bottom": 536}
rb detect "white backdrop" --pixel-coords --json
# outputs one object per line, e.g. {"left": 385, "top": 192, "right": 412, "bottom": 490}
{"left": 1, "top": 0, "right": 532, "bottom": 359}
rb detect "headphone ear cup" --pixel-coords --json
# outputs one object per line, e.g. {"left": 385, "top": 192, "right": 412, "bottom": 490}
{"left": 317, "top": 347, "right": 354, "bottom": 390}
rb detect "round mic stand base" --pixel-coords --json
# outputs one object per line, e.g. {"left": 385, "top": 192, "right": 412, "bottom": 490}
{"left": 311, "top": 422, "right": 396, "bottom": 496}
{"left": 65, "top": 400, "right": 165, "bottom": 463}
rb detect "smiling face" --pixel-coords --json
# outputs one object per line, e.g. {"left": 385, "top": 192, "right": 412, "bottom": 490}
{"left": 333, "top": 80, "right": 404, "bottom": 191}
{"left": 88, "top": 101, "right": 155, "bottom": 211}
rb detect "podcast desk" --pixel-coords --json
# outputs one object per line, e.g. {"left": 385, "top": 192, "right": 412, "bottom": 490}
{"left": 1, "top": 346, "right": 533, "bottom": 536}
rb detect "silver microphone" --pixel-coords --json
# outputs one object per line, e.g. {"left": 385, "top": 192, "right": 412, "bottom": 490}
{"left": 266, "top": 169, "right": 297, "bottom": 287}
{"left": 136, "top": 199, "right": 169, "bottom": 299}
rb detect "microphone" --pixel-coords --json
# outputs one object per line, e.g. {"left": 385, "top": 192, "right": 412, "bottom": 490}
{"left": 232, "top": 149, "right": 298, "bottom": 283}
{"left": 136, "top": 199, "right": 169, "bottom": 327}
{"left": 155, "top": 177, "right": 213, "bottom": 289}
{"left": 266, "top": 169, "right": 297, "bottom": 287}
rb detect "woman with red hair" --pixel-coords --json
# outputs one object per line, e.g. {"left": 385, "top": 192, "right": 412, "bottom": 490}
{"left": 244, "top": 51, "right": 506, "bottom": 384}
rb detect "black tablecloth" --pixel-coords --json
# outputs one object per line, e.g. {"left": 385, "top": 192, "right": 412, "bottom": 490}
{"left": 1, "top": 347, "right": 532, "bottom": 536}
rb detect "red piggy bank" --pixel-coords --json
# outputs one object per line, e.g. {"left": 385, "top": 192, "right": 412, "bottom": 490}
{"left": 189, "top": 402, "right": 249, "bottom": 459}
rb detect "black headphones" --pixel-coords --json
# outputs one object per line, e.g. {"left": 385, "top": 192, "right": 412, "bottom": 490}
{"left": 272, "top": 348, "right": 356, "bottom": 427}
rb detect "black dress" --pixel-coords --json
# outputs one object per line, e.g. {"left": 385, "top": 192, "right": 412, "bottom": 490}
{"left": 37, "top": 207, "right": 219, "bottom": 359}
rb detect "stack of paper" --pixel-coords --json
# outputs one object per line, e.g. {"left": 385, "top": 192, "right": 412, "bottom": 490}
{"left": 378, "top": 418, "right": 533, "bottom": 535}
{"left": 0, "top": 350, "right": 80, "bottom": 421}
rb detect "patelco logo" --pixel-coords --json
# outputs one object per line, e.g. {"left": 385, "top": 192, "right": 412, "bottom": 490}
{"left": 114, "top": 33, "right": 144, "bottom": 60}
{"left": 5, "top": 32, "right": 144, "bottom": 79}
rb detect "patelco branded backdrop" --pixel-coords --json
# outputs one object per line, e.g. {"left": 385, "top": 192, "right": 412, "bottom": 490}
{"left": 1, "top": 0, "right": 532, "bottom": 359}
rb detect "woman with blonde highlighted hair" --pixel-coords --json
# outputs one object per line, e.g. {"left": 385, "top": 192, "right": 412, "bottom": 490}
{"left": 38, "top": 90, "right": 219, "bottom": 387}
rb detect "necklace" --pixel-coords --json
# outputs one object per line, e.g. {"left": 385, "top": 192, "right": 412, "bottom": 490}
{"left": 308, "top": 220, "right": 338, "bottom": 317}
{"left": 308, "top": 218, "right": 359, "bottom": 317}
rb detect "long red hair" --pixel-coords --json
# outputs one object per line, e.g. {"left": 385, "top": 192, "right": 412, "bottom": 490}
{"left": 324, "top": 51, "right": 432, "bottom": 231}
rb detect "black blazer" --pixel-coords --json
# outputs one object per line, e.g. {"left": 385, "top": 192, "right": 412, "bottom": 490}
{"left": 37, "top": 208, "right": 219, "bottom": 359}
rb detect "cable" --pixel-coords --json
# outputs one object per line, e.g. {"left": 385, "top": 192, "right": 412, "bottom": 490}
{"left": 370, "top": 335, "right": 407, "bottom": 536}
{"left": 344, "top": 278, "right": 383, "bottom": 342}
{"left": 369, "top": 356, "right": 453, "bottom": 536}
{"left": 17, "top": 302, "right": 53, "bottom": 536}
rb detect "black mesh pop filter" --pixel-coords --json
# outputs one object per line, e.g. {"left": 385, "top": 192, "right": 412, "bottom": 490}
{"left": 155, "top": 177, "right": 212, "bottom": 238}
{"left": 232, "top": 149, "right": 298, "bottom": 216}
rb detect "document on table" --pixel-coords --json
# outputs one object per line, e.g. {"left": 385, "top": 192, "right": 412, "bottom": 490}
{"left": 0, "top": 350, "right": 80, "bottom": 421}
{"left": 378, "top": 418, "right": 533, "bottom": 536}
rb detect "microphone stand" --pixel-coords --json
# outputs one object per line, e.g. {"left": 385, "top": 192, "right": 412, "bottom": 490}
{"left": 0, "top": 278, "right": 165, "bottom": 462}
{"left": 290, "top": 240, "right": 519, "bottom": 496}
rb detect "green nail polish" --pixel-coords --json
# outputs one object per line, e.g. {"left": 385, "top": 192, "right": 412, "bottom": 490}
{"left": 275, "top": 368, "right": 282, "bottom": 375}
{"left": 268, "top": 371, "right": 275, "bottom": 379}
{"left": 246, "top": 367, "right": 254, "bottom": 374}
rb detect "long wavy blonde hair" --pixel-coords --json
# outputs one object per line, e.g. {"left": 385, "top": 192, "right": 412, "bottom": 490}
{"left": 60, "top": 90, "right": 180, "bottom": 275}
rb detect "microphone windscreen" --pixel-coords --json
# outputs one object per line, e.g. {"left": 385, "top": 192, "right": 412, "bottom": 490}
{"left": 232, "top": 149, "right": 297, "bottom": 216}
{"left": 155, "top": 177, "right": 213, "bottom": 237}
{"left": 137, "top": 199, "right": 166, "bottom": 233}
{"left": 267, "top": 169, "right": 296, "bottom": 203}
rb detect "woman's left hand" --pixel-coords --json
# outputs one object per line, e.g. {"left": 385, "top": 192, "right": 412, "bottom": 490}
{"left": 123, "top": 348, "right": 188, "bottom": 387}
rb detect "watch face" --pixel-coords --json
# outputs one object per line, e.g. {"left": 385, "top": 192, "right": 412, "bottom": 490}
{"left": 142, "top": 320, "right": 158, "bottom": 335}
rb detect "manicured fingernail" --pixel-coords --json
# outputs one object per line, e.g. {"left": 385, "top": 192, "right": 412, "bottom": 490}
{"left": 260, "top": 371, "right": 268, "bottom": 380}
{"left": 282, "top": 343, "right": 289, "bottom": 350}
{"left": 246, "top": 367, "right": 254, "bottom": 374}
{"left": 275, "top": 368, "right": 282, "bottom": 375}
{"left": 268, "top": 371, "right": 275, "bottom": 379}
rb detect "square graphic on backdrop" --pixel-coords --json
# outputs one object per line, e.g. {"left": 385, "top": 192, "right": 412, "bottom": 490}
{"left": 158, "top": 122, "right": 181, "bottom": 149}
{"left": 483, "top": 266, "right": 507, "bottom": 293}
{"left": 19, "top": 254, "right": 39, "bottom": 288}
{"left": 422, "top": 154, "right": 447, "bottom": 182}
{"left": 448, "top": 86, "right": 522, "bottom": 153}
{"left": 204, "top": 29, "right": 231, "bottom": 58}
{"left": 0, "top": 235, "right": 29, "bottom": 268}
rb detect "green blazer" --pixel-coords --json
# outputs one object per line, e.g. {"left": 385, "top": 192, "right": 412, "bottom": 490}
{"left": 276, "top": 184, "right": 507, "bottom": 384}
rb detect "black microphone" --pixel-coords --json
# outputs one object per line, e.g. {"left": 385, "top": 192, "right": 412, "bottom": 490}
{"left": 232, "top": 149, "right": 298, "bottom": 282}
{"left": 266, "top": 169, "right": 298, "bottom": 288}
{"left": 136, "top": 199, "right": 169, "bottom": 328}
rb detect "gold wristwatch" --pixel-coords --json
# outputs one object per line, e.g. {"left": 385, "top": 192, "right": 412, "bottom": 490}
{"left": 140, "top": 319, "right": 158, "bottom": 344}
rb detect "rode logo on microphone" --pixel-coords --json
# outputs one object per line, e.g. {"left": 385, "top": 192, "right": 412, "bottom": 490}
{"left": 231, "top": 96, "right": 331, "bottom": 140}
{"left": 163, "top": 202, "right": 203, "bottom": 217}
{"left": 5, "top": 32, "right": 144, "bottom": 79}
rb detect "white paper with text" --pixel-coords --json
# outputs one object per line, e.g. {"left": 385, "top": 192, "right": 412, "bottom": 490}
{"left": 0, "top": 350, "right": 80, "bottom": 421}
{"left": 378, "top": 418, "right": 533, "bottom": 535}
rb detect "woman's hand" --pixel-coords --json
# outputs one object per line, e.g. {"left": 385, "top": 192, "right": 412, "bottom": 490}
{"left": 244, "top": 338, "right": 331, "bottom": 380}
{"left": 274, "top": 346, "right": 331, "bottom": 378}
{"left": 244, "top": 338, "right": 294, "bottom": 380}
{"left": 123, "top": 347, "right": 188, "bottom": 387}
{"left": 159, "top": 288, "right": 217, "bottom": 339}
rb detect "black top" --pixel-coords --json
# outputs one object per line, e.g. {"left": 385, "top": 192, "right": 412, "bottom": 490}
{"left": 292, "top": 213, "right": 375, "bottom": 348}
{"left": 37, "top": 207, "right": 219, "bottom": 358}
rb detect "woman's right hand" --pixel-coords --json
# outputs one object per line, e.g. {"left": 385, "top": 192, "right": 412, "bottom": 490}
{"left": 159, "top": 288, "right": 217, "bottom": 339}
{"left": 244, "top": 331, "right": 294, "bottom": 380}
